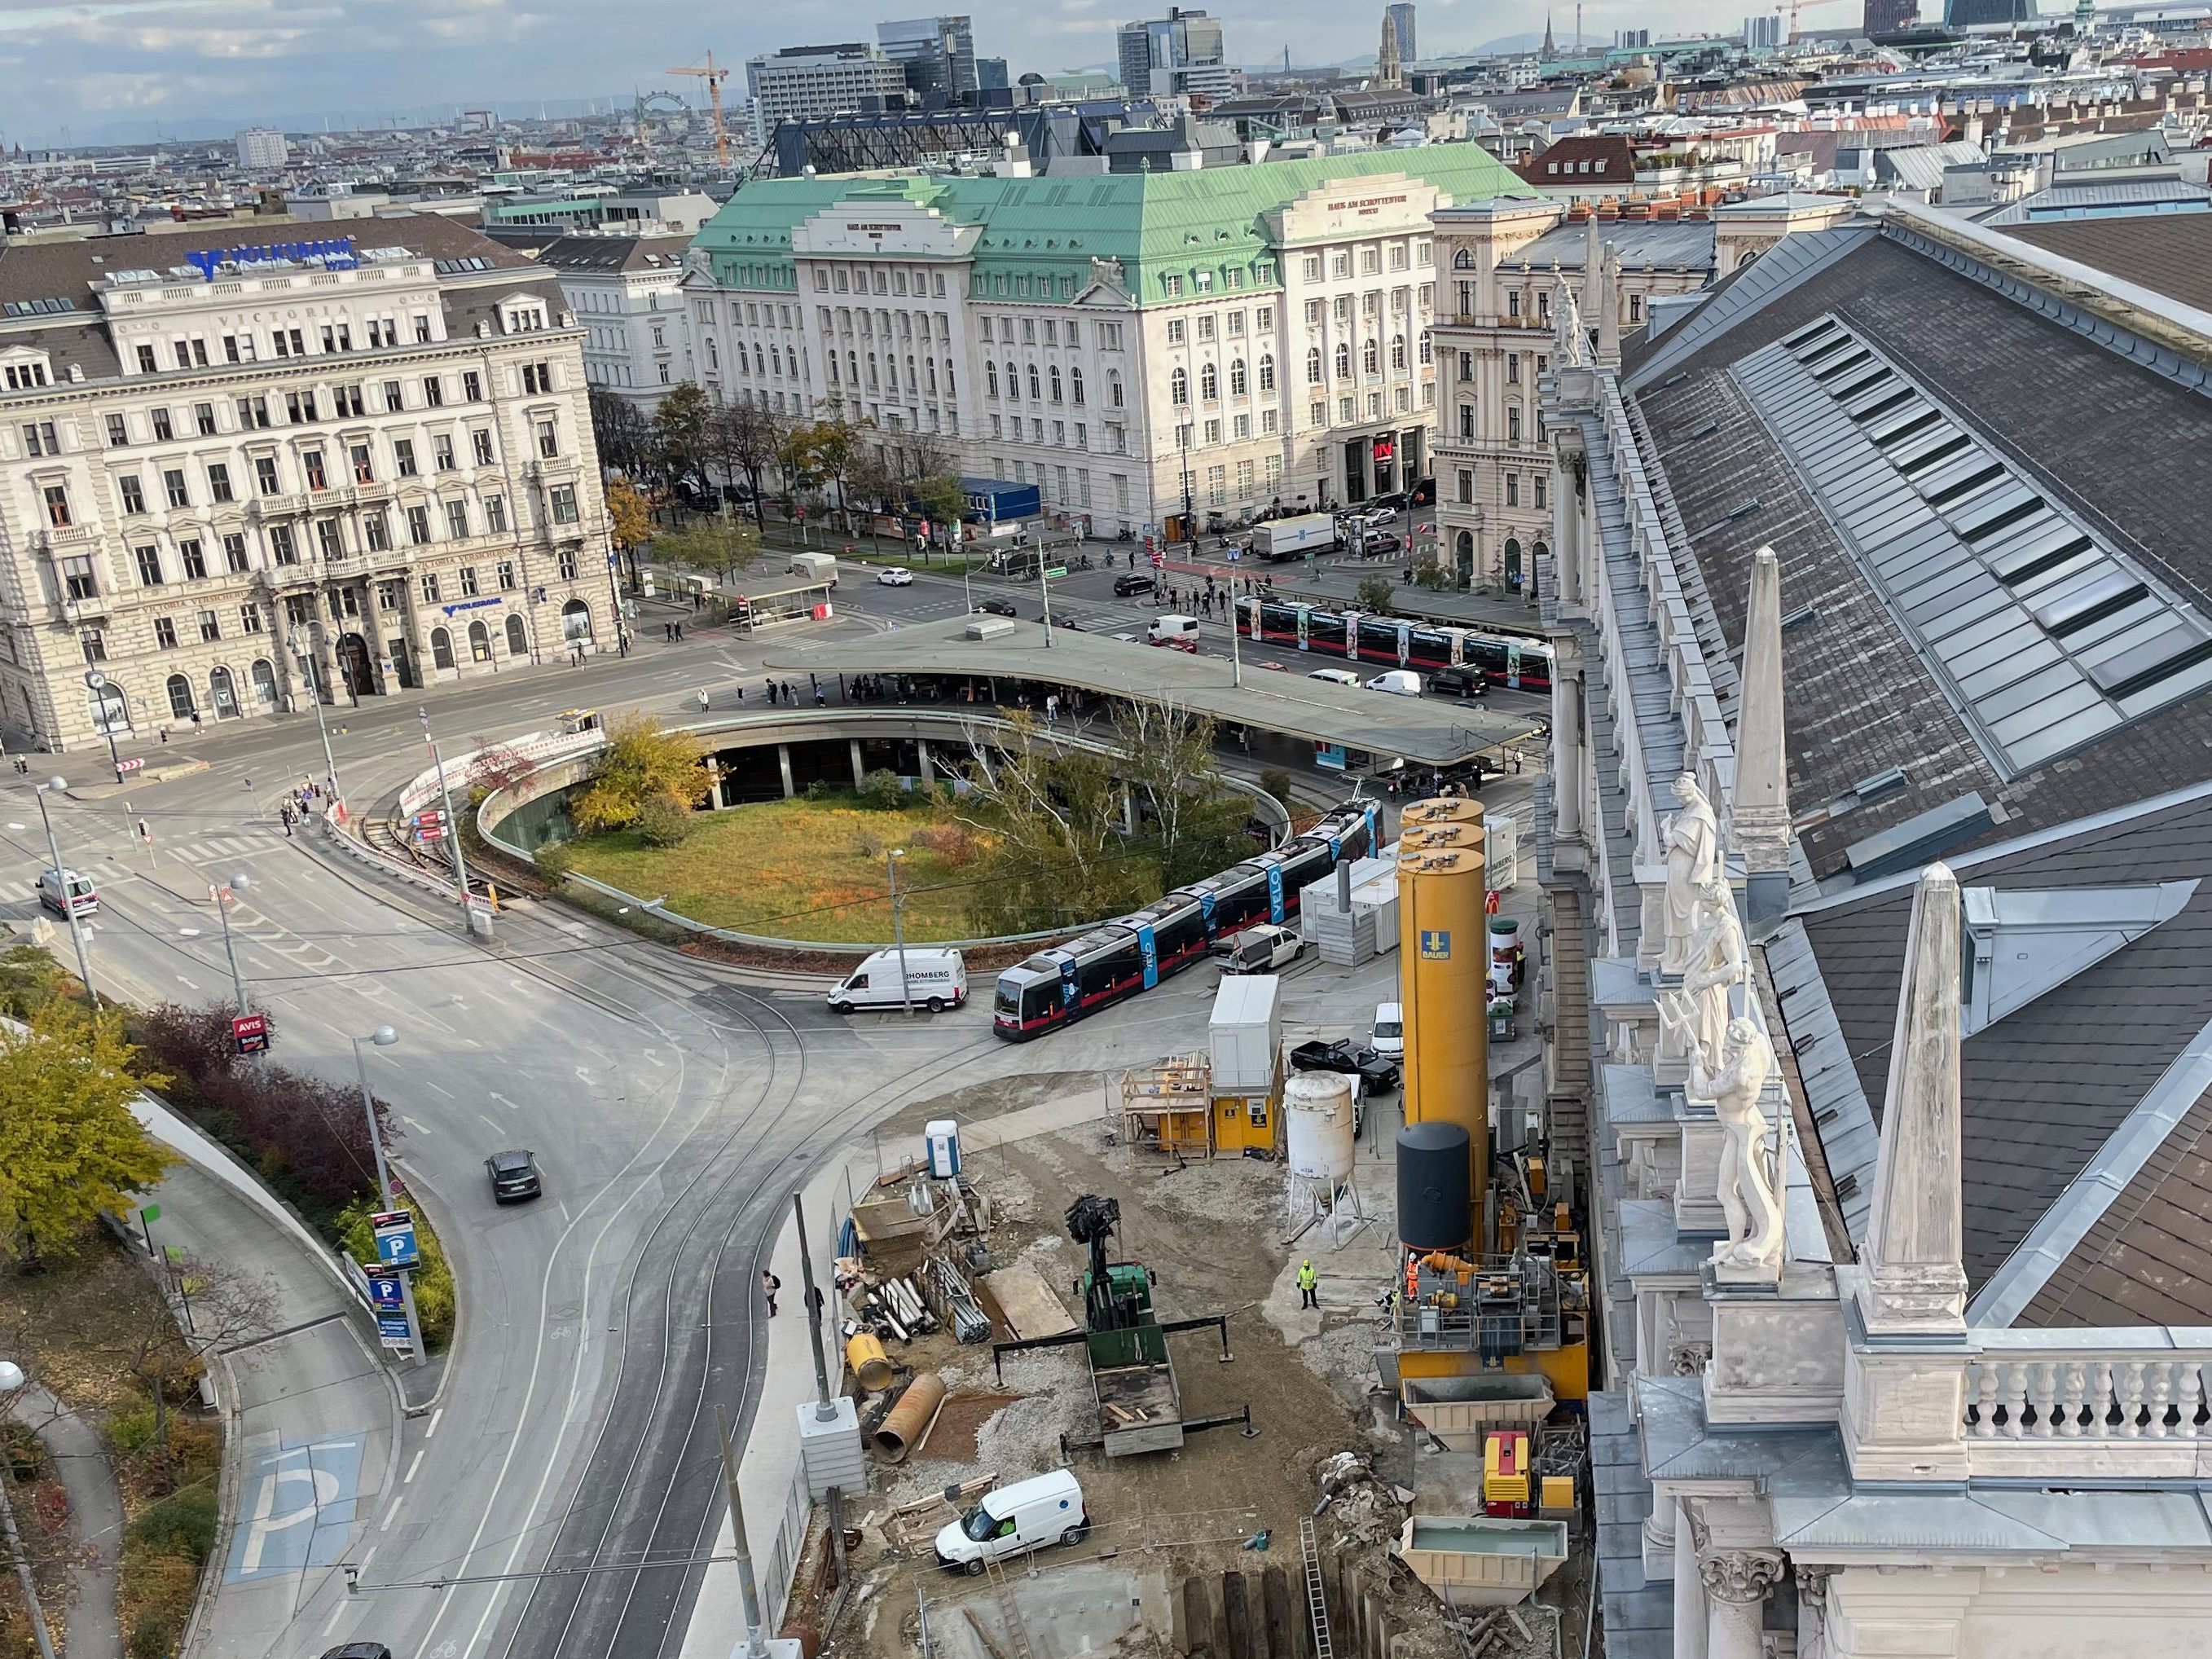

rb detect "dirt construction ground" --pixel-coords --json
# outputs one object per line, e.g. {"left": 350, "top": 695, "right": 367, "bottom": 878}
{"left": 825, "top": 1070, "right": 1589, "bottom": 1659}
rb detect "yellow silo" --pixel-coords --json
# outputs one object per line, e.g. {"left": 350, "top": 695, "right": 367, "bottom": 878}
{"left": 1396, "top": 798, "right": 1489, "bottom": 1246}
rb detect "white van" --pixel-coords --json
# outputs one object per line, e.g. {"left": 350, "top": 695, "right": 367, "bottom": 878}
{"left": 1372, "top": 1001, "right": 1404, "bottom": 1058}
{"left": 1307, "top": 667, "right": 1362, "bottom": 687}
{"left": 35, "top": 867, "right": 97, "bottom": 918}
{"left": 1367, "top": 670, "right": 1423, "bottom": 697}
{"left": 934, "top": 1469, "right": 1088, "bottom": 1573}
{"left": 1148, "top": 614, "right": 1201, "bottom": 649}
{"left": 828, "top": 948, "right": 966, "bottom": 1014}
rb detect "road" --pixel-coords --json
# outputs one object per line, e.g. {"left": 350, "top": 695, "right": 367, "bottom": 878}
{"left": 2, "top": 556, "right": 1533, "bottom": 1659}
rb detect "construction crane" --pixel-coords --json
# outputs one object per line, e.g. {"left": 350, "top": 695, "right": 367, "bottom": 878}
{"left": 669, "top": 51, "right": 732, "bottom": 169}
{"left": 1773, "top": 0, "right": 1848, "bottom": 43}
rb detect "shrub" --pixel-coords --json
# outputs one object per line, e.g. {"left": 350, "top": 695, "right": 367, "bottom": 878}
{"left": 130, "top": 1610, "right": 176, "bottom": 1659}
{"left": 1259, "top": 768, "right": 1294, "bottom": 808}
{"left": 1414, "top": 560, "right": 1452, "bottom": 592}
{"left": 856, "top": 768, "right": 907, "bottom": 811}
{"left": 108, "top": 1397, "right": 160, "bottom": 1455}
{"left": 533, "top": 839, "right": 575, "bottom": 882}
{"left": 853, "top": 825, "right": 890, "bottom": 860}
{"left": 1355, "top": 574, "right": 1396, "bottom": 614}
{"left": 338, "top": 1203, "right": 455, "bottom": 1349}
{"left": 129, "top": 1486, "right": 217, "bottom": 1563}
{"left": 910, "top": 821, "right": 981, "bottom": 869}
{"left": 802, "top": 778, "right": 841, "bottom": 803}
{"left": 634, "top": 793, "right": 693, "bottom": 848}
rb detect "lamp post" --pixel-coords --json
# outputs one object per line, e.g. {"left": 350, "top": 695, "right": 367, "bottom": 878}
{"left": 417, "top": 708, "right": 486, "bottom": 939}
{"left": 33, "top": 778, "right": 94, "bottom": 1001}
{"left": 293, "top": 634, "right": 344, "bottom": 809}
{"left": 212, "top": 871, "right": 252, "bottom": 1014}
{"left": 351, "top": 1026, "right": 424, "bottom": 1366}
{"left": 886, "top": 847, "right": 911, "bottom": 1018}
{"left": 0, "top": 1362, "right": 56, "bottom": 1659}
{"left": 82, "top": 670, "right": 124, "bottom": 784}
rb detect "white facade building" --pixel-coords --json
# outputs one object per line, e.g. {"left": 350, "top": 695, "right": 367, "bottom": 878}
{"left": 744, "top": 46, "right": 912, "bottom": 142}
{"left": 0, "top": 216, "right": 618, "bottom": 753}
{"left": 235, "top": 128, "right": 290, "bottom": 171}
{"left": 534, "top": 234, "right": 694, "bottom": 409}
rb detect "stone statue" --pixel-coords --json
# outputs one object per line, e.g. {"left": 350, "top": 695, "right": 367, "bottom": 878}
{"left": 1660, "top": 773, "right": 1720, "bottom": 975}
{"left": 1690, "top": 1016, "right": 1783, "bottom": 1271}
{"left": 1658, "top": 876, "right": 1748, "bottom": 1071}
{"left": 1796, "top": 1565, "right": 1835, "bottom": 1659}
{"left": 1554, "top": 275, "right": 1587, "bottom": 368}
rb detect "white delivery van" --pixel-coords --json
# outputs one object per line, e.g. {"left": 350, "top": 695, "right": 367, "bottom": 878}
{"left": 35, "top": 867, "right": 97, "bottom": 918}
{"left": 1148, "top": 614, "right": 1201, "bottom": 649}
{"left": 1307, "top": 667, "right": 1362, "bottom": 687}
{"left": 935, "top": 1469, "right": 1089, "bottom": 1573}
{"left": 1217, "top": 922, "right": 1302, "bottom": 975}
{"left": 827, "top": 948, "right": 966, "bottom": 1014}
{"left": 1367, "top": 670, "right": 1423, "bottom": 697}
{"left": 787, "top": 551, "right": 839, "bottom": 587}
{"left": 1372, "top": 1001, "right": 1404, "bottom": 1058}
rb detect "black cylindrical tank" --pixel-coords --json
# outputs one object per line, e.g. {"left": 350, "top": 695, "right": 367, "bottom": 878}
{"left": 1396, "top": 1121, "right": 1472, "bottom": 1252}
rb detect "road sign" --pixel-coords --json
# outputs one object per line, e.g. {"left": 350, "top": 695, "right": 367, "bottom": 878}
{"left": 364, "top": 1271, "right": 405, "bottom": 1313}
{"left": 231, "top": 1012, "right": 269, "bottom": 1055}
{"left": 139, "top": 1204, "right": 161, "bottom": 1225}
{"left": 414, "top": 807, "right": 446, "bottom": 844}
{"left": 1044, "top": 566, "right": 1068, "bottom": 579}
{"left": 376, "top": 1313, "right": 413, "bottom": 1350}
{"left": 115, "top": 757, "right": 143, "bottom": 774}
{"left": 371, "top": 1209, "right": 419, "bottom": 1270}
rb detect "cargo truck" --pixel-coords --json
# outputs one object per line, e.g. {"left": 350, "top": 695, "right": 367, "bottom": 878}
{"left": 1249, "top": 513, "right": 1340, "bottom": 561}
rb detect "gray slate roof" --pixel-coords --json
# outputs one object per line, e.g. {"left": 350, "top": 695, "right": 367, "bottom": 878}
{"left": 1501, "top": 218, "right": 1716, "bottom": 273}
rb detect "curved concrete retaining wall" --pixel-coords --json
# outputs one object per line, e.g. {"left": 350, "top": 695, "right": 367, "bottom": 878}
{"left": 474, "top": 709, "right": 1292, "bottom": 955}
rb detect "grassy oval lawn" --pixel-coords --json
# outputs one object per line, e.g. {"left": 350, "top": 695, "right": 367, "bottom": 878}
{"left": 561, "top": 794, "right": 995, "bottom": 942}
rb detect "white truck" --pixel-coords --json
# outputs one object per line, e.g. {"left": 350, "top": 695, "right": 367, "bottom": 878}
{"left": 1249, "top": 513, "right": 1340, "bottom": 562}
{"left": 786, "top": 551, "right": 839, "bottom": 587}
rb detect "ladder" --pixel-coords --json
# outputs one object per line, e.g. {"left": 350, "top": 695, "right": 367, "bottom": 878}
{"left": 983, "top": 1552, "right": 1040, "bottom": 1659}
{"left": 1299, "top": 1516, "right": 1335, "bottom": 1659}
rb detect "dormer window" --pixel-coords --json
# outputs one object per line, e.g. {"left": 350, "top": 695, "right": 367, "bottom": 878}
{"left": 0, "top": 352, "right": 53, "bottom": 392}
{"left": 501, "top": 297, "right": 549, "bottom": 335}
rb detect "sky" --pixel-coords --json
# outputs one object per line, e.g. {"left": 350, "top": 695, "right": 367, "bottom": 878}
{"left": 1, "top": 0, "right": 1861, "bottom": 147}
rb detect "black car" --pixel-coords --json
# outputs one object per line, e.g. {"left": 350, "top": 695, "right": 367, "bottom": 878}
{"left": 1113, "top": 572, "right": 1156, "bottom": 596}
{"left": 1431, "top": 664, "right": 1488, "bottom": 700}
{"left": 1365, "top": 490, "right": 1410, "bottom": 513}
{"left": 1289, "top": 1039, "right": 1402, "bottom": 1094}
{"left": 486, "top": 1149, "right": 543, "bottom": 1204}
{"left": 321, "top": 1645, "right": 394, "bottom": 1659}
{"left": 973, "top": 597, "right": 1019, "bottom": 617}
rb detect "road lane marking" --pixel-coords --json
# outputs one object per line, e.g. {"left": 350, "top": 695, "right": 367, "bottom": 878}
{"left": 419, "top": 1079, "right": 455, "bottom": 1099}
{"left": 477, "top": 1113, "right": 503, "bottom": 1134}
{"left": 403, "top": 1450, "right": 424, "bottom": 1485}
{"left": 424, "top": 1407, "right": 442, "bottom": 1441}
{"left": 402, "top": 1117, "right": 432, "bottom": 1136}
{"left": 378, "top": 1496, "right": 402, "bottom": 1530}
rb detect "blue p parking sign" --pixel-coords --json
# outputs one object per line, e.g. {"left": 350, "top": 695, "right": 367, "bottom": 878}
{"left": 371, "top": 1210, "right": 419, "bottom": 1270}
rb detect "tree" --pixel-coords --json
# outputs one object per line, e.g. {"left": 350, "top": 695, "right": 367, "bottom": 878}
{"left": 465, "top": 739, "right": 534, "bottom": 804}
{"left": 651, "top": 381, "right": 715, "bottom": 494}
{"left": 572, "top": 714, "right": 711, "bottom": 834}
{"left": 123, "top": 1250, "right": 276, "bottom": 1476}
{"left": 604, "top": 475, "right": 658, "bottom": 591}
{"left": 916, "top": 470, "right": 966, "bottom": 534}
{"left": 1111, "top": 703, "right": 1251, "bottom": 890}
{"left": 1356, "top": 574, "right": 1396, "bottom": 614}
{"left": 653, "top": 517, "right": 761, "bottom": 583}
{"left": 781, "top": 414, "right": 866, "bottom": 525}
{"left": 953, "top": 715, "right": 1153, "bottom": 932}
{"left": 709, "top": 398, "right": 783, "bottom": 526}
{"left": 0, "top": 1005, "right": 173, "bottom": 1259}
{"left": 588, "top": 386, "right": 654, "bottom": 480}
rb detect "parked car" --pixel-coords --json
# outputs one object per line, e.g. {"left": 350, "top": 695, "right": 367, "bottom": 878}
{"left": 973, "top": 597, "right": 1019, "bottom": 617}
{"left": 485, "top": 1149, "right": 543, "bottom": 1204}
{"left": 1289, "top": 1039, "right": 1402, "bottom": 1094}
{"left": 877, "top": 565, "right": 914, "bottom": 586}
{"left": 1113, "top": 572, "right": 1156, "bottom": 597}
{"left": 1430, "top": 664, "right": 1489, "bottom": 700}
{"left": 935, "top": 1468, "right": 1089, "bottom": 1574}
{"left": 1307, "top": 667, "right": 1361, "bottom": 687}
{"left": 1111, "top": 631, "right": 1141, "bottom": 643}
{"left": 1367, "top": 670, "right": 1423, "bottom": 697}
{"left": 321, "top": 1644, "right": 393, "bottom": 1659}
{"left": 1371, "top": 1001, "right": 1405, "bottom": 1059}
{"left": 1216, "top": 922, "right": 1303, "bottom": 975}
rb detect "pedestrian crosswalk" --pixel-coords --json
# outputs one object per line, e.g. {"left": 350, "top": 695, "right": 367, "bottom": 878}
{"left": 167, "top": 832, "right": 276, "bottom": 864}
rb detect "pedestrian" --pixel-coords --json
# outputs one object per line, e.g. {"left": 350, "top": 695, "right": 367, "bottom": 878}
{"left": 674, "top": 622, "right": 684, "bottom": 641}
{"left": 807, "top": 1284, "right": 826, "bottom": 1321}
{"left": 762, "top": 1270, "right": 781, "bottom": 1318}
{"left": 1298, "top": 1258, "right": 1319, "bottom": 1310}
{"left": 815, "top": 685, "right": 826, "bottom": 707}
{"left": 191, "top": 710, "right": 202, "bottom": 732}
{"left": 1044, "top": 693, "right": 1058, "bottom": 725}
{"left": 767, "top": 680, "right": 779, "bottom": 706}
{"left": 279, "top": 804, "right": 294, "bottom": 837}
{"left": 697, "top": 688, "right": 710, "bottom": 713}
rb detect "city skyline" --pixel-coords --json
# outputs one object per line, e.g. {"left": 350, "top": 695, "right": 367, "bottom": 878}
{"left": 2, "top": 0, "right": 1870, "bottom": 146}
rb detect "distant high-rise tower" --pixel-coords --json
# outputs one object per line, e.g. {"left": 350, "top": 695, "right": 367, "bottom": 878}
{"left": 1379, "top": 10, "right": 1403, "bottom": 86}
{"left": 1387, "top": 2, "right": 1417, "bottom": 64}
{"left": 1943, "top": 0, "right": 2034, "bottom": 22}
{"left": 235, "top": 127, "right": 289, "bottom": 169}
{"left": 1863, "top": 0, "right": 1919, "bottom": 30}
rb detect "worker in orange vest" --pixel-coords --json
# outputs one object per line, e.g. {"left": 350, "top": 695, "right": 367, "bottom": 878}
{"left": 1405, "top": 1252, "right": 1420, "bottom": 1302}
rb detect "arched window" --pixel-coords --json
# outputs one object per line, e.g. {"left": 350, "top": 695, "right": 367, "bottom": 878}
{"left": 1362, "top": 337, "right": 1379, "bottom": 375}
{"left": 1453, "top": 529, "right": 1473, "bottom": 577}
{"left": 468, "top": 619, "right": 492, "bottom": 662}
{"left": 165, "top": 674, "right": 194, "bottom": 719}
{"left": 943, "top": 359, "right": 955, "bottom": 397}
{"left": 1107, "top": 369, "right": 1124, "bottom": 407}
{"left": 753, "top": 345, "right": 764, "bottom": 375}
{"left": 904, "top": 354, "right": 917, "bottom": 390}
{"left": 209, "top": 665, "right": 239, "bottom": 718}
{"left": 986, "top": 362, "right": 999, "bottom": 397}
{"left": 1171, "top": 367, "right": 1189, "bottom": 406}
{"left": 1005, "top": 360, "right": 1021, "bottom": 400}
{"left": 1334, "top": 342, "right": 1350, "bottom": 380}
{"left": 505, "top": 614, "right": 528, "bottom": 658}
{"left": 1229, "top": 358, "right": 1247, "bottom": 396}
{"left": 561, "top": 598, "right": 593, "bottom": 641}
{"left": 1391, "top": 333, "right": 1406, "bottom": 372}
{"left": 1026, "top": 363, "right": 1041, "bottom": 400}
{"left": 1200, "top": 362, "right": 1218, "bottom": 402}
{"left": 430, "top": 627, "right": 455, "bottom": 671}
{"left": 250, "top": 658, "right": 276, "bottom": 707}
{"left": 1453, "top": 247, "right": 1475, "bottom": 269}
{"left": 865, "top": 353, "right": 880, "bottom": 389}
{"left": 1418, "top": 329, "right": 1432, "bottom": 367}
{"left": 706, "top": 337, "right": 718, "bottom": 370}
{"left": 1049, "top": 365, "right": 1063, "bottom": 403}
{"left": 827, "top": 354, "right": 841, "bottom": 385}
{"left": 1306, "top": 347, "right": 1322, "bottom": 385}
{"left": 1257, "top": 354, "right": 1275, "bottom": 392}
{"left": 926, "top": 358, "right": 938, "bottom": 394}
{"left": 847, "top": 350, "right": 859, "bottom": 385}
{"left": 769, "top": 345, "right": 781, "bottom": 376}
{"left": 1070, "top": 366, "right": 1084, "bottom": 406}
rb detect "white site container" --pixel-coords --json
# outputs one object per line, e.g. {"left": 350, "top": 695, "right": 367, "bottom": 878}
{"left": 1209, "top": 974, "right": 1282, "bottom": 1096}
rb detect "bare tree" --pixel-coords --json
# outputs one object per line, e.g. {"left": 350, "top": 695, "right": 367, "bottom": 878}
{"left": 952, "top": 715, "right": 1150, "bottom": 931}
{"left": 124, "top": 1251, "right": 278, "bottom": 1485}
{"left": 709, "top": 398, "right": 784, "bottom": 527}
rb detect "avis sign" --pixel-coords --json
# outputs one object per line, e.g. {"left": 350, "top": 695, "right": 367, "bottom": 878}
{"left": 231, "top": 1012, "right": 269, "bottom": 1055}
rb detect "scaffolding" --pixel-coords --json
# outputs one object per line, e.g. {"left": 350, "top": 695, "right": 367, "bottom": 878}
{"left": 1120, "top": 1054, "right": 1215, "bottom": 1164}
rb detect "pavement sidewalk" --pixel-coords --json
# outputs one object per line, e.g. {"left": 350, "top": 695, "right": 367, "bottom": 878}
{"left": 13, "top": 1381, "right": 122, "bottom": 1659}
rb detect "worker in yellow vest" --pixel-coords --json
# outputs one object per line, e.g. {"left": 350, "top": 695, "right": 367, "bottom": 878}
{"left": 1297, "top": 1259, "right": 1318, "bottom": 1309}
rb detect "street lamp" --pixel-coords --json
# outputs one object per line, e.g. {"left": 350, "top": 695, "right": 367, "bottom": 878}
{"left": 351, "top": 1025, "right": 400, "bottom": 1204}
{"left": 292, "top": 635, "right": 344, "bottom": 810}
{"left": 0, "top": 1360, "right": 56, "bottom": 1659}
{"left": 886, "top": 848, "right": 912, "bottom": 1019}
{"left": 33, "top": 778, "right": 94, "bottom": 1002}
{"left": 212, "top": 872, "right": 252, "bottom": 1015}
{"left": 82, "top": 670, "right": 124, "bottom": 784}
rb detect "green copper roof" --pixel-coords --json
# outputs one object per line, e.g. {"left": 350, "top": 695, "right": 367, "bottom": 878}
{"left": 693, "top": 143, "right": 1533, "bottom": 304}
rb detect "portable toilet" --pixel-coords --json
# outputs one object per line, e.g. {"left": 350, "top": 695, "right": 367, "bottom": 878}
{"left": 924, "top": 1120, "right": 961, "bottom": 1180}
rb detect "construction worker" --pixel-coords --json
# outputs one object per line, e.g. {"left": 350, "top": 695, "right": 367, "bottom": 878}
{"left": 1405, "top": 1252, "right": 1420, "bottom": 1304}
{"left": 1297, "top": 1258, "right": 1318, "bottom": 1310}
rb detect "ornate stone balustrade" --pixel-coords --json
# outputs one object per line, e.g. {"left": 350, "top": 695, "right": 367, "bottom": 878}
{"left": 1960, "top": 1331, "right": 2212, "bottom": 1476}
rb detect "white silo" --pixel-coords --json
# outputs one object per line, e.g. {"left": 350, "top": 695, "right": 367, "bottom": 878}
{"left": 1285, "top": 1069, "right": 1359, "bottom": 1226}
